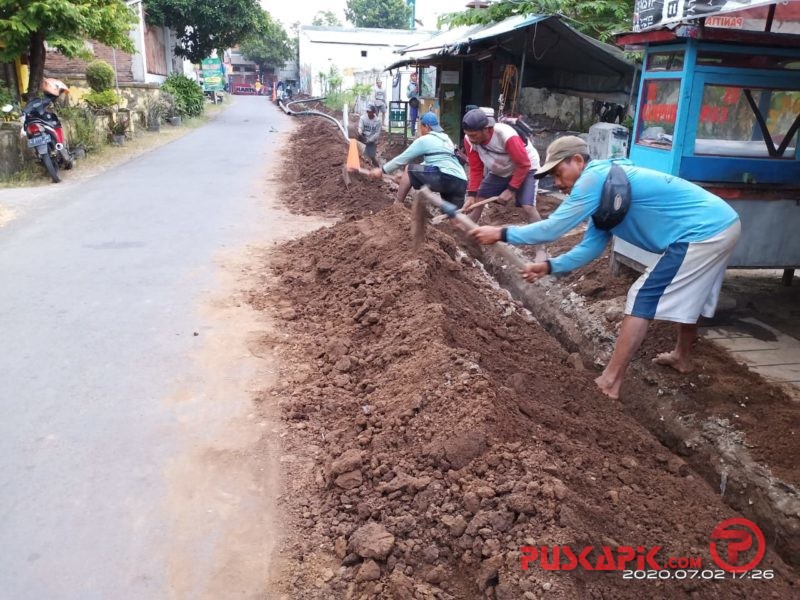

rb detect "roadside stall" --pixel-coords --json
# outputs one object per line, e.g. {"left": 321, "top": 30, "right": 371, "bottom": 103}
{"left": 616, "top": 1, "right": 800, "bottom": 283}
{"left": 387, "top": 15, "right": 635, "bottom": 146}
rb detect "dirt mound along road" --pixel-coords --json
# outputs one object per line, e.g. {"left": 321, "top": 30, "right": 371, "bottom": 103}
{"left": 282, "top": 116, "right": 394, "bottom": 219}
{"left": 251, "top": 206, "right": 797, "bottom": 599}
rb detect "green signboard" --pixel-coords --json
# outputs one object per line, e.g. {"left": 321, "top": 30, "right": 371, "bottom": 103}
{"left": 201, "top": 57, "right": 224, "bottom": 92}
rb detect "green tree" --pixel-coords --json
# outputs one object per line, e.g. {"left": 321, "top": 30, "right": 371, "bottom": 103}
{"left": 146, "top": 0, "right": 262, "bottom": 63}
{"left": 439, "top": 0, "right": 634, "bottom": 43}
{"left": 311, "top": 10, "right": 342, "bottom": 27}
{"left": 0, "top": 0, "right": 135, "bottom": 96}
{"left": 239, "top": 10, "right": 292, "bottom": 72}
{"left": 345, "top": 0, "right": 411, "bottom": 29}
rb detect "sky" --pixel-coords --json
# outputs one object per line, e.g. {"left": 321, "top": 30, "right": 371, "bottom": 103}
{"left": 260, "top": 0, "right": 471, "bottom": 31}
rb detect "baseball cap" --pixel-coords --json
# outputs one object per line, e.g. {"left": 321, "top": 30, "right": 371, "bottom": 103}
{"left": 534, "top": 135, "right": 589, "bottom": 178}
{"left": 366, "top": 103, "right": 376, "bottom": 112}
{"left": 420, "top": 111, "right": 443, "bottom": 132}
{"left": 462, "top": 108, "right": 495, "bottom": 131}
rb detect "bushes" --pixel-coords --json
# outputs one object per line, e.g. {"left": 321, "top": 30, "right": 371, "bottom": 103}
{"left": 83, "top": 89, "right": 121, "bottom": 110}
{"left": 59, "top": 105, "right": 102, "bottom": 153}
{"left": 83, "top": 60, "right": 119, "bottom": 110}
{"left": 160, "top": 74, "right": 204, "bottom": 118}
{"left": 86, "top": 60, "right": 115, "bottom": 92}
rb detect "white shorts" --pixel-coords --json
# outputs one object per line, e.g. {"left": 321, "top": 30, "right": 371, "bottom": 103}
{"left": 625, "top": 220, "right": 741, "bottom": 324}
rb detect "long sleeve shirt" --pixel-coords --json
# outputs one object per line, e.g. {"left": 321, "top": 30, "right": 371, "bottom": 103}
{"left": 357, "top": 113, "right": 381, "bottom": 143}
{"left": 464, "top": 123, "right": 538, "bottom": 195}
{"left": 505, "top": 160, "right": 740, "bottom": 274}
{"left": 382, "top": 131, "right": 466, "bottom": 181}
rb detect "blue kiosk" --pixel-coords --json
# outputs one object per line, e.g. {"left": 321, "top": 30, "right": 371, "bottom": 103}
{"left": 616, "top": 5, "right": 800, "bottom": 283}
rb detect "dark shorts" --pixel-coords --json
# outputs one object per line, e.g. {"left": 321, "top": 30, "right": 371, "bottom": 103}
{"left": 408, "top": 164, "right": 467, "bottom": 208}
{"left": 477, "top": 170, "right": 538, "bottom": 206}
{"left": 363, "top": 141, "right": 377, "bottom": 159}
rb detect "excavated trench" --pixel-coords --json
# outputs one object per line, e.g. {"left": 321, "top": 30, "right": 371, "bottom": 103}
{"left": 257, "top": 115, "right": 799, "bottom": 599}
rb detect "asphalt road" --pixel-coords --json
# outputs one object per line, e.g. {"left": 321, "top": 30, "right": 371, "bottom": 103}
{"left": 0, "top": 96, "right": 315, "bottom": 599}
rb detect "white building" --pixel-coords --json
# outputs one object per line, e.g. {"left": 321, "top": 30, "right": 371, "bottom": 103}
{"left": 298, "top": 26, "right": 433, "bottom": 97}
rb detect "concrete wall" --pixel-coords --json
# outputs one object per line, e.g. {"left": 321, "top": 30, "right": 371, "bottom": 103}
{"left": 518, "top": 87, "right": 583, "bottom": 131}
{"left": 61, "top": 79, "right": 160, "bottom": 112}
{"left": 298, "top": 27, "right": 433, "bottom": 96}
{"left": 0, "top": 124, "right": 23, "bottom": 177}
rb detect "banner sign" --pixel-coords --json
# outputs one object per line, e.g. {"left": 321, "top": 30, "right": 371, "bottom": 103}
{"left": 201, "top": 57, "right": 225, "bottom": 92}
{"left": 633, "top": 0, "right": 779, "bottom": 32}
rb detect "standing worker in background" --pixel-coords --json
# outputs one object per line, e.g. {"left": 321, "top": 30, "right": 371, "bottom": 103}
{"left": 407, "top": 72, "right": 420, "bottom": 136}
{"left": 358, "top": 103, "right": 382, "bottom": 167}
{"left": 469, "top": 136, "right": 741, "bottom": 400}
{"left": 369, "top": 112, "right": 466, "bottom": 207}
{"left": 461, "top": 108, "right": 546, "bottom": 261}
{"left": 372, "top": 79, "right": 387, "bottom": 123}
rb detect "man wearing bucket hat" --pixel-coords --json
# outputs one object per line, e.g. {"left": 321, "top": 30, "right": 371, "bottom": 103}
{"left": 358, "top": 103, "right": 382, "bottom": 166}
{"left": 370, "top": 111, "right": 466, "bottom": 207}
{"left": 461, "top": 108, "right": 546, "bottom": 262}
{"left": 470, "top": 135, "right": 741, "bottom": 400}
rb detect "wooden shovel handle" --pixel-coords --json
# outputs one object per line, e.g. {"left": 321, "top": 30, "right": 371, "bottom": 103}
{"left": 350, "top": 166, "right": 394, "bottom": 184}
{"left": 417, "top": 188, "right": 528, "bottom": 270}
{"left": 431, "top": 196, "right": 500, "bottom": 224}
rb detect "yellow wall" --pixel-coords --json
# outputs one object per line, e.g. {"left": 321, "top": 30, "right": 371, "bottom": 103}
{"left": 17, "top": 61, "right": 29, "bottom": 94}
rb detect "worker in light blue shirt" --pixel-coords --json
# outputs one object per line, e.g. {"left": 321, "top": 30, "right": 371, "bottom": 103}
{"left": 370, "top": 111, "right": 467, "bottom": 207}
{"left": 470, "top": 136, "right": 741, "bottom": 400}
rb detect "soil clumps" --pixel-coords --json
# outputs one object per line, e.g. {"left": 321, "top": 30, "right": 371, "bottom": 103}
{"left": 256, "top": 118, "right": 799, "bottom": 597}
{"left": 252, "top": 206, "right": 797, "bottom": 598}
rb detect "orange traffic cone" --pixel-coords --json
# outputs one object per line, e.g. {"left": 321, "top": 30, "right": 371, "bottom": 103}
{"left": 346, "top": 138, "right": 360, "bottom": 171}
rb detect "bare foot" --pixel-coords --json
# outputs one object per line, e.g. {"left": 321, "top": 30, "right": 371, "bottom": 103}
{"left": 652, "top": 351, "right": 693, "bottom": 373}
{"left": 594, "top": 374, "right": 620, "bottom": 400}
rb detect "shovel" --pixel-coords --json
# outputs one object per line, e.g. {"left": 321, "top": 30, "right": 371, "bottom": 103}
{"left": 430, "top": 196, "right": 501, "bottom": 225}
{"left": 412, "top": 187, "right": 528, "bottom": 270}
{"left": 345, "top": 166, "right": 395, "bottom": 184}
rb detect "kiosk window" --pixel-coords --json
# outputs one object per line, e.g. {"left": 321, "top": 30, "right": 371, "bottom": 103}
{"left": 646, "top": 52, "right": 684, "bottom": 72}
{"left": 636, "top": 79, "right": 681, "bottom": 148}
{"left": 694, "top": 85, "right": 800, "bottom": 158}
{"left": 696, "top": 52, "right": 800, "bottom": 71}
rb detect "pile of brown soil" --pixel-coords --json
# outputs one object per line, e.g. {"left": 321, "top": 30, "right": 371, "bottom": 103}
{"left": 278, "top": 118, "right": 800, "bottom": 494}
{"left": 281, "top": 118, "right": 392, "bottom": 218}
{"left": 251, "top": 207, "right": 797, "bottom": 599}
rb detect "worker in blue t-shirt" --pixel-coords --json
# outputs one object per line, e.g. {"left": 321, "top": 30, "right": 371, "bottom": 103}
{"left": 470, "top": 136, "right": 741, "bottom": 400}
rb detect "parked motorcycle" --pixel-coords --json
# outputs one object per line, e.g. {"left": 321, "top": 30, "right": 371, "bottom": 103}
{"left": 19, "top": 78, "right": 73, "bottom": 183}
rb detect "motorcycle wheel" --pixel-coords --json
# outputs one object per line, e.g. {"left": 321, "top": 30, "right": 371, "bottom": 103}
{"left": 42, "top": 152, "right": 61, "bottom": 183}
{"left": 60, "top": 147, "right": 74, "bottom": 170}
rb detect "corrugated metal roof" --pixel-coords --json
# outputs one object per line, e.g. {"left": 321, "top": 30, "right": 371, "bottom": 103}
{"left": 385, "top": 15, "right": 636, "bottom": 101}
{"left": 397, "top": 14, "right": 549, "bottom": 56}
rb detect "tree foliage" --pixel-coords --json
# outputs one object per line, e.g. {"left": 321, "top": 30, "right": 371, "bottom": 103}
{"left": 239, "top": 10, "right": 293, "bottom": 71}
{"left": 439, "top": 0, "right": 634, "bottom": 42}
{"left": 146, "top": 0, "right": 262, "bottom": 63}
{"left": 0, "top": 0, "right": 136, "bottom": 94}
{"left": 345, "top": 0, "right": 411, "bottom": 29}
{"left": 312, "top": 10, "right": 342, "bottom": 27}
